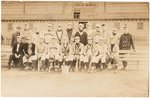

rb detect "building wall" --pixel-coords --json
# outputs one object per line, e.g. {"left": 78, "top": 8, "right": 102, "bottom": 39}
{"left": 2, "top": 2, "right": 149, "bottom": 20}
{"left": 1, "top": 2, "right": 149, "bottom": 46}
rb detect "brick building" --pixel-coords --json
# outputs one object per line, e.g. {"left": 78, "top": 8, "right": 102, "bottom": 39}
{"left": 1, "top": 1, "right": 149, "bottom": 46}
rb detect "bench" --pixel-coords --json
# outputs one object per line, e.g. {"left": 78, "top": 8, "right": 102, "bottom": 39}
{"left": 118, "top": 50, "right": 148, "bottom": 70}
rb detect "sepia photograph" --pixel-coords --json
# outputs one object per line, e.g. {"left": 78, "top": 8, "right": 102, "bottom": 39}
{"left": 1, "top": 1, "right": 149, "bottom": 97}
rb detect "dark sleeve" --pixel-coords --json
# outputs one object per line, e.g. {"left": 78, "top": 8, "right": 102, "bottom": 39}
{"left": 32, "top": 44, "right": 35, "bottom": 55}
{"left": 119, "top": 35, "right": 122, "bottom": 50}
{"left": 84, "top": 32, "right": 88, "bottom": 45}
{"left": 12, "top": 44, "right": 16, "bottom": 54}
{"left": 130, "top": 35, "right": 135, "bottom": 49}
{"left": 20, "top": 43, "right": 24, "bottom": 55}
{"left": 11, "top": 34, "right": 14, "bottom": 47}
{"left": 23, "top": 44, "right": 27, "bottom": 55}
{"left": 75, "top": 32, "right": 78, "bottom": 37}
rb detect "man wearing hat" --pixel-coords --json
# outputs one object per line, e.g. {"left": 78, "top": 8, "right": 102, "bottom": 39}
{"left": 119, "top": 26, "right": 135, "bottom": 70}
{"left": 66, "top": 23, "right": 74, "bottom": 43}
{"left": 55, "top": 24, "right": 66, "bottom": 45}
{"left": 75, "top": 23, "right": 88, "bottom": 46}
{"left": 44, "top": 24, "right": 54, "bottom": 44}
{"left": 22, "top": 23, "right": 33, "bottom": 44}
{"left": 32, "top": 27, "right": 41, "bottom": 46}
{"left": 11, "top": 26, "right": 22, "bottom": 48}
{"left": 84, "top": 23, "right": 93, "bottom": 38}
{"left": 101, "top": 24, "right": 111, "bottom": 51}
{"left": 22, "top": 37, "right": 36, "bottom": 71}
{"left": 110, "top": 28, "right": 120, "bottom": 52}
{"left": 8, "top": 36, "right": 24, "bottom": 70}
{"left": 93, "top": 23, "right": 101, "bottom": 44}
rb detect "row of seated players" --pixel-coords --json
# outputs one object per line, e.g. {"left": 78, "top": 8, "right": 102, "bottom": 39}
{"left": 8, "top": 35, "right": 119, "bottom": 72}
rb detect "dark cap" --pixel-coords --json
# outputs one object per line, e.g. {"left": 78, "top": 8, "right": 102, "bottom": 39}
{"left": 102, "top": 24, "right": 105, "bottom": 26}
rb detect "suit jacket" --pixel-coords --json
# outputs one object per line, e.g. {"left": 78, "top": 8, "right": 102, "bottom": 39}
{"left": 11, "top": 32, "right": 21, "bottom": 47}
{"left": 12, "top": 42, "right": 24, "bottom": 55}
{"left": 23, "top": 43, "right": 35, "bottom": 56}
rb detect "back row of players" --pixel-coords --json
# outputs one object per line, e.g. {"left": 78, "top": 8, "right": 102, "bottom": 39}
{"left": 9, "top": 22, "right": 135, "bottom": 72}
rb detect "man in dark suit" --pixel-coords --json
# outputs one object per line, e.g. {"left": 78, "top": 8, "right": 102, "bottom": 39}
{"left": 22, "top": 37, "right": 36, "bottom": 71}
{"left": 11, "top": 26, "right": 22, "bottom": 48}
{"left": 75, "top": 23, "right": 88, "bottom": 46}
{"left": 119, "top": 26, "right": 135, "bottom": 70}
{"left": 8, "top": 36, "right": 24, "bottom": 70}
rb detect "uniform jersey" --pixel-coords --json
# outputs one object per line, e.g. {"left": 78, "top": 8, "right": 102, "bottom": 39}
{"left": 55, "top": 30, "right": 66, "bottom": 45}
{"left": 110, "top": 33, "right": 120, "bottom": 45}
{"left": 99, "top": 43, "right": 107, "bottom": 55}
{"left": 72, "top": 43, "right": 84, "bottom": 55}
{"left": 61, "top": 43, "right": 72, "bottom": 56}
{"left": 36, "top": 42, "right": 47, "bottom": 55}
{"left": 84, "top": 44, "right": 94, "bottom": 56}
{"left": 110, "top": 44, "right": 119, "bottom": 57}
{"left": 44, "top": 30, "right": 54, "bottom": 44}
{"left": 32, "top": 33, "right": 40, "bottom": 45}
{"left": 22, "top": 29, "right": 33, "bottom": 40}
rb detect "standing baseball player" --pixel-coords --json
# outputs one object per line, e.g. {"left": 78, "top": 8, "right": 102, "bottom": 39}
{"left": 55, "top": 24, "right": 66, "bottom": 45}
{"left": 75, "top": 23, "right": 88, "bottom": 46}
{"left": 119, "top": 26, "right": 135, "bottom": 70}
{"left": 66, "top": 23, "right": 74, "bottom": 43}
{"left": 22, "top": 23, "right": 33, "bottom": 44}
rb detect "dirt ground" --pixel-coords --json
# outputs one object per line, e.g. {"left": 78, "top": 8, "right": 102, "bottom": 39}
{"left": 1, "top": 64, "right": 149, "bottom": 97}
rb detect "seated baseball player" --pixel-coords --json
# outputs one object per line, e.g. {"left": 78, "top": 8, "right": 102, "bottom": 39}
{"left": 89, "top": 36, "right": 100, "bottom": 72}
{"left": 108, "top": 28, "right": 120, "bottom": 71}
{"left": 8, "top": 36, "right": 24, "bottom": 70}
{"left": 61, "top": 38, "right": 74, "bottom": 71}
{"left": 36, "top": 36, "right": 47, "bottom": 71}
{"left": 108, "top": 43, "right": 119, "bottom": 71}
{"left": 72, "top": 36, "right": 84, "bottom": 72}
{"left": 47, "top": 37, "right": 62, "bottom": 72}
{"left": 22, "top": 37, "right": 36, "bottom": 71}
{"left": 83, "top": 36, "right": 93, "bottom": 71}
{"left": 52, "top": 38, "right": 63, "bottom": 71}
{"left": 98, "top": 37, "right": 108, "bottom": 71}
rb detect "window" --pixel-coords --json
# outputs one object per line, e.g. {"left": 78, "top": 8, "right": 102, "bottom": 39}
{"left": 137, "top": 22, "right": 143, "bottom": 29}
{"left": 74, "top": 12, "right": 80, "bottom": 19}
{"left": 114, "top": 22, "right": 120, "bottom": 30}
